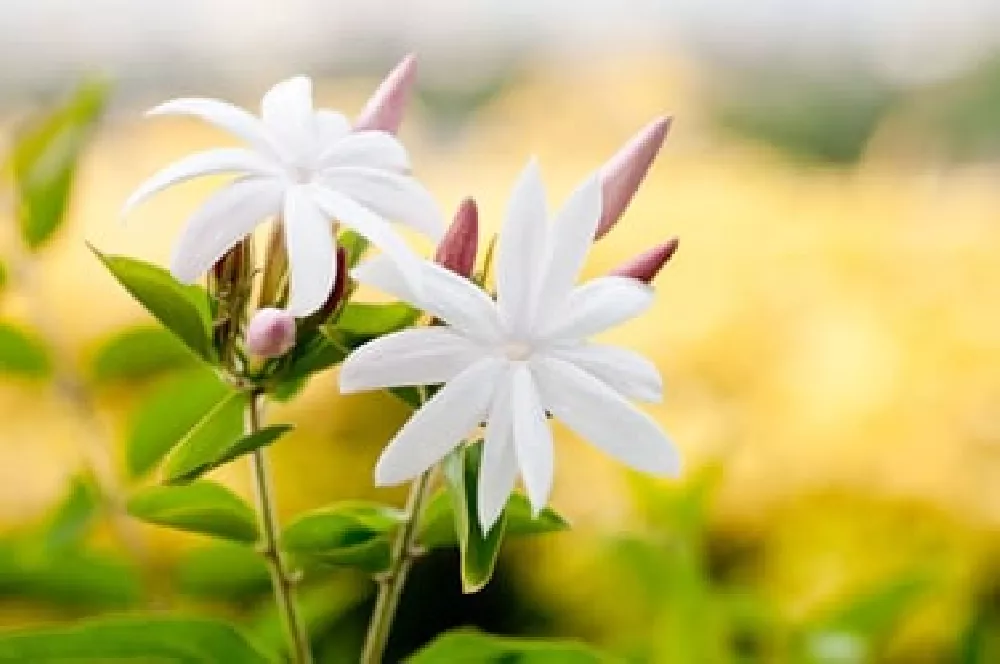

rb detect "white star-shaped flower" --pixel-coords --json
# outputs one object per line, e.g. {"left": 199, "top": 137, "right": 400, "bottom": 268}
{"left": 339, "top": 160, "right": 681, "bottom": 530}
{"left": 124, "top": 75, "right": 443, "bottom": 316}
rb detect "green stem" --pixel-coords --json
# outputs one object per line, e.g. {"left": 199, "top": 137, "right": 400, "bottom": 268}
{"left": 360, "top": 469, "right": 435, "bottom": 664}
{"left": 246, "top": 391, "right": 312, "bottom": 664}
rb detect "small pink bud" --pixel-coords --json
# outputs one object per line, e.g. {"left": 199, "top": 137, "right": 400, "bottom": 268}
{"left": 434, "top": 198, "right": 479, "bottom": 278}
{"left": 246, "top": 308, "right": 297, "bottom": 358}
{"left": 354, "top": 53, "right": 418, "bottom": 134}
{"left": 609, "top": 237, "right": 679, "bottom": 284}
{"left": 596, "top": 116, "right": 672, "bottom": 239}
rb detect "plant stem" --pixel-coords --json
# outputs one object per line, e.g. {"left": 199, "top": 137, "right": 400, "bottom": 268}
{"left": 361, "top": 468, "right": 435, "bottom": 664}
{"left": 246, "top": 391, "right": 312, "bottom": 664}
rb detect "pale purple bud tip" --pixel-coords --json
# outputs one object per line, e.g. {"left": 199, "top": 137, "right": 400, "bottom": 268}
{"left": 434, "top": 197, "right": 479, "bottom": 278}
{"left": 246, "top": 308, "right": 297, "bottom": 358}
{"left": 354, "top": 53, "right": 418, "bottom": 134}
{"left": 596, "top": 116, "right": 672, "bottom": 239}
{"left": 609, "top": 237, "right": 679, "bottom": 284}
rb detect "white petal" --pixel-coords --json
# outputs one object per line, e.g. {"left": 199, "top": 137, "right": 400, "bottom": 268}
{"left": 539, "top": 276, "right": 653, "bottom": 341}
{"left": 511, "top": 363, "right": 554, "bottom": 515}
{"left": 339, "top": 327, "right": 485, "bottom": 393}
{"left": 283, "top": 186, "right": 336, "bottom": 316}
{"left": 147, "top": 98, "right": 274, "bottom": 155}
{"left": 532, "top": 356, "right": 680, "bottom": 476}
{"left": 497, "top": 159, "right": 549, "bottom": 337}
{"left": 352, "top": 254, "right": 502, "bottom": 343}
{"left": 536, "top": 173, "right": 602, "bottom": 313}
{"left": 478, "top": 371, "right": 517, "bottom": 532}
{"left": 123, "top": 148, "right": 279, "bottom": 215}
{"left": 316, "top": 110, "right": 351, "bottom": 145}
{"left": 319, "top": 130, "right": 409, "bottom": 172}
{"left": 169, "top": 178, "right": 283, "bottom": 283}
{"left": 549, "top": 343, "right": 663, "bottom": 403}
{"left": 309, "top": 184, "right": 422, "bottom": 287}
{"left": 261, "top": 76, "right": 314, "bottom": 131}
{"left": 321, "top": 167, "right": 443, "bottom": 241}
{"left": 261, "top": 76, "right": 315, "bottom": 156}
{"left": 374, "top": 358, "right": 504, "bottom": 486}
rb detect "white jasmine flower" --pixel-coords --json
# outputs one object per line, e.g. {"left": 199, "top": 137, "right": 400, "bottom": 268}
{"left": 340, "top": 160, "right": 680, "bottom": 530}
{"left": 124, "top": 74, "right": 443, "bottom": 316}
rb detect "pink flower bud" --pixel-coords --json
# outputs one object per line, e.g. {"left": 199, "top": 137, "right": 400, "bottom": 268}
{"left": 434, "top": 198, "right": 479, "bottom": 278}
{"left": 609, "top": 237, "right": 679, "bottom": 284}
{"left": 246, "top": 308, "right": 297, "bottom": 358}
{"left": 354, "top": 53, "right": 418, "bottom": 134}
{"left": 596, "top": 116, "right": 672, "bottom": 239}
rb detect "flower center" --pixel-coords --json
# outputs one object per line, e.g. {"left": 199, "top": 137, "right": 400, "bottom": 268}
{"left": 503, "top": 341, "right": 533, "bottom": 361}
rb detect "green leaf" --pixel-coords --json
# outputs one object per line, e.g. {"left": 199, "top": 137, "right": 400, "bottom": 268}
{"left": 0, "top": 261, "right": 7, "bottom": 294}
{"left": 127, "top": 481, "right": 258, "bottom": 543}
{"left": 176, "top": 541, "right": 271, "bottom": 600}
{"left": 0, "top": 615, "right": 271, "bottom": 663}
{"left": 408, "top": 629, "right": 616, "bottom": 663}
{"left": 0, "top": 322, "right": 50, "bottom": 376}
{"left": 90, "top": 326, "right": 199, "bottom": 383}
{"left": 163, "top": 390, "right": 247, "bottom": 484}
{"left": 282, "top": 501, "right": 404, "bottom": 573}
{"left": 441, "top": 443, "right": 507, "bottom": 593}
{"left": 90, "top": 248, "right": 214, "bottom": 361}
{"left": 335, "top": 302, "right": 420, "bottom": 340}
{"left": 0, "top": 539, "right": 142, "bottom": 608}
{"left": 44, "top": 474, "right": 101, "bottom": 550}
{"left": 127, "top": 369, "right": 235, "bottom": 479}
{"left": 279, "top": 327, "right": 349, "bottom": 382}
{"left": 11, "top": 78, "right": 107, "bottom": 249}
{"left": 338, "top": 229, "right": 370, "bottom": 268}
{"left": 420, "top": 490, "right": 568, "bottom": 549}
{"left": 169, "top": 424, "right": 292, "bottom": 484}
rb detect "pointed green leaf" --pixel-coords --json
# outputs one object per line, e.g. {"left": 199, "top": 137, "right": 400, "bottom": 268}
{"left": 91, "top": 248, "right": 214, "bottom": 361}
{"left": 127, "top": 481, "right": 258, "bottom": 543}
{"left": 280, "top": 327, "right": 349, "bottom": 382}
{"left": 11, "top": 78, "right": 108, "bottom": 250}
{"left": 338, "top": 229, "right": 370, "bottom": 268}
{"left": 90, "top": 326, "right": 199, "bottom": 383}
{"left": 0, "top": 322, "right": 50, "bottom": 377}
{"left": 441, "top": 443, "right": 507, "bottom": 593}
{"left": 282, "top": 501, "right": 404, "bottom": 573}
{"left": 169, "top": 424, "right": 293, "bottom": 485}
{"left": 0, "top": 616, "right": 271, "bottom": 663}
{"left": 335, "top": 302, "right": 420, "bottom": 340}
{"left": 409, "top": 629, "right": 617, "bottom": 663}
{"left": 44, "top": 474, "right": 101, "bottom": 550}
{"left": 176, "top": 542, "right": 271, "bottom": 600}
{"left": 420, "top": 489, "right": 568, "bottom": 550}
{"left": 163, "top": 390, "right": 247, "bottom": 484}
{"left": 127, "top": 369, "right": 235, "bottom": 479}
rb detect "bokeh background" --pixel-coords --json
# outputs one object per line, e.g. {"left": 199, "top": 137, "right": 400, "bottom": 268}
{"left": 2, "top": 1, "right": 1000, "bottom": 661}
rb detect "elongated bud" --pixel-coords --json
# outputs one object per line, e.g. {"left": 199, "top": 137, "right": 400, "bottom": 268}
{"left": 609, "top": 237, "right": 679, "bottom": 284}
{"left": 209, "top": 235, "right": 255, "bottom": 363}
{"left": 258, "top": 221, "right": 288, "bottom": 309}
{"left": 434, "top": 198, "right": 479, "bottom": 278}
{"left": 246, "top": 308, "right": 297, "bottom": 358}
{"left": 354, "top": 53, "right": 418, "bottom": 134}
{"left": 596, "top": 116, "right": 672, "bottom": 239}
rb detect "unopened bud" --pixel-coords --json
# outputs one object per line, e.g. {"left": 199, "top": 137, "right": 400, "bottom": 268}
{"left": 210, "top": 235, "right": 255, "bottom": 363}
{"left": 596, "top": 116, "right": 672, "bottom": 239}
{"left": 246, "top": 308, "right": 297, "bottom": 358}
{"left": 354, "top": 53, "right": 418, "bottom": 134}
{"left": 609, "top": 238, "right": 679, "bottom": 284}
{"left": 434, "top": 198, "right": 479, "bottom": 278}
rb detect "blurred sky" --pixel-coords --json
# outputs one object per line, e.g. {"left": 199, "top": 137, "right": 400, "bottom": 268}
{"left": 2, "top": 0, "right": 1000, "bottom": 88}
